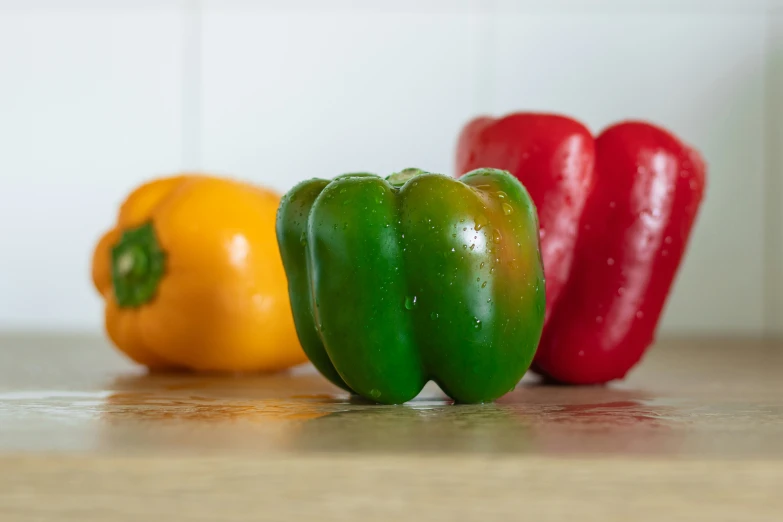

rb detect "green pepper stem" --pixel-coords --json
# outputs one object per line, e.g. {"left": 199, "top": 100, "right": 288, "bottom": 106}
{"left": 110, "top": 221, "right": 166, "bottom": 308}
{"left": 386, "top": 168, "right": 428, "bottom": 187}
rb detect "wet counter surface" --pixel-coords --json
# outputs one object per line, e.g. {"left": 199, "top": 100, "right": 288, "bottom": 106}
{"left": 1, "top": 334, "right": 782, "bottom": 520}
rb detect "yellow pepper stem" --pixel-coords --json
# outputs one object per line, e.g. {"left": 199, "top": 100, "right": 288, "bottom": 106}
{"left": 110, "top": 221, "right": 166, "bottom": 308}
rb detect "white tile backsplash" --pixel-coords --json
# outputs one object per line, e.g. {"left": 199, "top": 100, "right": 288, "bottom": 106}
{"left": 0, "top": 0, "right": 777, "bottom": 336}
{"left": 485, "top": 11, "right": 768, "bottom": 333}
{"left": 766, "top": 11, "right": 783, "bottom": 337}
{"left": 200, "top": 3, "right": 485, "bottom": 192}
{"left": 0, "top": 5, "right": 185, "bottom": 330}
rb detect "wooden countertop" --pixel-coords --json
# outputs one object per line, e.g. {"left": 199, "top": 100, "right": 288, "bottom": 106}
{"left": 1, "top": 334, "right": 781, "bottom": 520}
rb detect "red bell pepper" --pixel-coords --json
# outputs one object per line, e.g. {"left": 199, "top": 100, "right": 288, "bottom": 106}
{"left": 456, "top": 114, "right": 595, "bottom": 324}
{"left": 456, "top": 113, "right": 706, "bottom": 384}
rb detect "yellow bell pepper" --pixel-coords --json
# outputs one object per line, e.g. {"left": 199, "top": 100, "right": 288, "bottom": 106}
{"left": 91, "top": 174, "right": 306, "bottom": 373}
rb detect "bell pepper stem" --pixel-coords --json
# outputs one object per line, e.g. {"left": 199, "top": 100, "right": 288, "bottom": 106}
{"left": 110, "top": 221, "right": 165, "bottom": 308}
{"left": 386, "top": 168, "right": 428, "bottom": 187}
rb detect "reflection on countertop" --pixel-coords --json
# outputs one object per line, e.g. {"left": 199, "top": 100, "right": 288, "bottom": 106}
{"left": 1, "top": 334, "right": 782, "bottom": 458}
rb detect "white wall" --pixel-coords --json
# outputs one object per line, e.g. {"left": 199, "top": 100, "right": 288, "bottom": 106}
{"left": 0, "top": 0, "right": 778, "bottom": 336}
{"left": 767, "top": 7, "right": 783, "bottom": 338}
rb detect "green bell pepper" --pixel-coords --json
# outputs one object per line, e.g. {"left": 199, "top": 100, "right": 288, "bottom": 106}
{"left": 276, "top": 168, "right": 545, "bottom": 404}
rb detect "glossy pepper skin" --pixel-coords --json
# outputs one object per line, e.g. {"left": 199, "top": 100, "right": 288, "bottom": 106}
{"left": 457, "top": 113, "right": 595, "bottom": 323}
{"left": 456, "top": 115, "right": 706, "bottom": 384}
{"left": 276, "top": 168, "right": 545, "bottom": 404}
{"left": 92, "top": 174, "right": 307, "bottom": 373}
